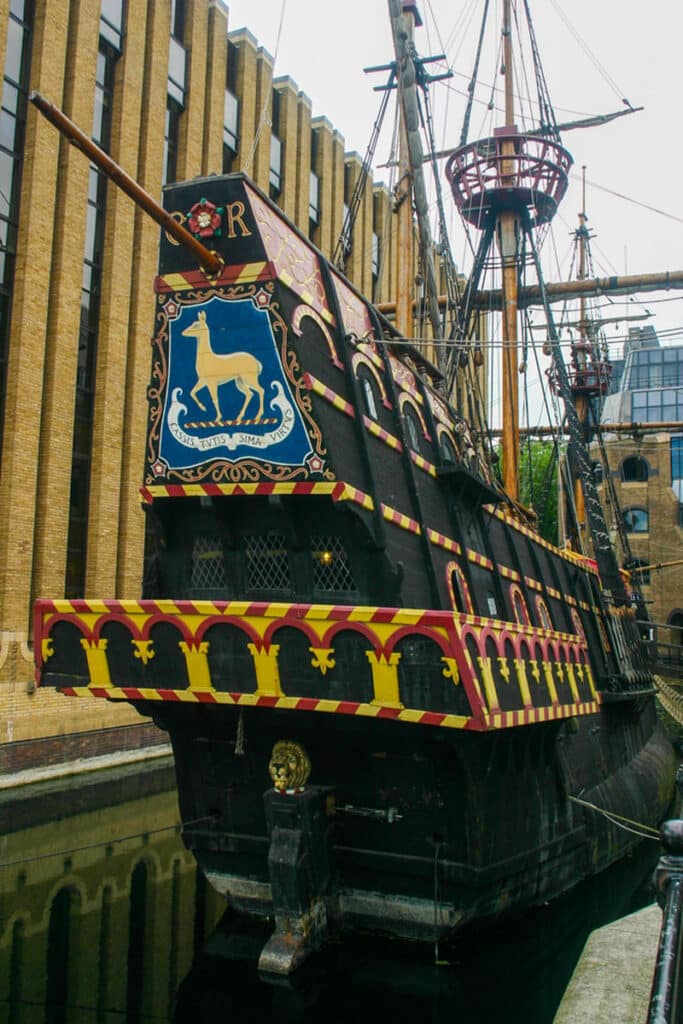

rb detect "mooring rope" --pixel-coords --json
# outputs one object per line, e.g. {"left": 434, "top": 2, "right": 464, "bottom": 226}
{"left": 568, "top": 794, "right": 661, "bottom": 841}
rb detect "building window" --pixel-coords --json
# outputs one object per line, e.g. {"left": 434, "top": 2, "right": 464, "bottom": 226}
{"left": 170, "top": 0, "right": 185, "bottom": 39}
{"left": 66, "top": 45, "right": 116, "bottom": 597}
{"left": 308, "top": 170, "right": 320, "bottom": 237}
{"left": 632, "top": 387, "right": 683, "bottom": 424}
{"left": 340, "top": 202, "right": 352, "bottom": 257}
{"left": 623, "top": 507, "right": 649, "bottom": 533}
{"left": 371, "top": 230, "right": 380, "bottom": 300}
{"left": 167, "top": 0, "right": 187, "bottom": 109}
{"left": 672, "top": 436, "right": 683, "bottom": 503}
{"left": 269, "top": 134, "right": 282, "bottom": 199}
{"left": 100, "top": 0, "right": 124, "bottom": 52}
{"left": 162, "top": 101, "right": 181, "bottom": 186}
{"left": 621, "top": 455, "right": 648, "bottom": 482}
{"left": 223, "top": 90, "right": 239, "bottom": 172}
{"left": 0, "top": 0, "right": 32, "bottom": 462}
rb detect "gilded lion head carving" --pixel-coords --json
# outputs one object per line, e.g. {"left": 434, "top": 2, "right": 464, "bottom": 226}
{"left": 268, "top": 740, "right": 311, "bottom": 792}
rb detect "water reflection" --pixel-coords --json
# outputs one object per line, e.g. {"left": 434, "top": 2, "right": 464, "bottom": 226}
{"left": 0, "top": 760, "right": 225, "bottom": 1023}
{"left": 0, "top": 761, "right": 662, "bottom": 1023}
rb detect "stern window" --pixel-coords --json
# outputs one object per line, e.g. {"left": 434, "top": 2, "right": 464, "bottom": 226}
{"left": 246, "top": 532, "right": 290, "bottom": 591}
{"left": 311, "top": 536, "right": 356, "bottom": 592}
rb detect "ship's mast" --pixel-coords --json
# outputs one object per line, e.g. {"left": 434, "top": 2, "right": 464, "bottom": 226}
{"left": 388, "top": 0, "right": 445, "bottom": 363}
{"left": 499, "top": 0, "right": 521, "bottom": 499}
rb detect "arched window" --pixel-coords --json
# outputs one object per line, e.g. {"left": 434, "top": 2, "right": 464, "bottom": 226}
{"left": 439, "top": 432, "right": 458, "bottom": 465}
{"left": 447, "top": 563, "right": 474, "bottom": 614}
{"left": 510, "top": 585, "right": 530, "bottom": 626}
{"left": 359, "top": 371, "right": 378, "bottom": 420}
{"left": 621, "top": 455, "right": 649, "bottom": 482}
{"left": 623, "top": 507, "right": 649, "bottom": 533}
{"left": 536, "top": 597, "right": 553, "bottom": 630}
{"left": 404, "top": 406, "right": 422, "bottom": 453}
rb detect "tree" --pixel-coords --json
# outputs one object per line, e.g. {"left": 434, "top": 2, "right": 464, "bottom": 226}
{"left": 496, "top": 441, "right": 559, "bottom": 545}
{"left": 519, "top": 441, "right": 559, "bottom": 545}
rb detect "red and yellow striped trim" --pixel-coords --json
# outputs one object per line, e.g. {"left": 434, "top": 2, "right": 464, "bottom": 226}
{"left": 410, "top": 451, "right": 437, "bottom": 477}
{"left": 303, "top": 373, "right": 355, "bottom": 418}
{"left": 140, "top": 479, "right": 374, "bottom": 511}
{"left": 380, "top": 503, "right": 422, "bottom": 534}
{"left": 489, "top": 701, "right": 598, "bottom": 728}
{"left": 524, "top": 576, "right": 544, "bottom": 592}
{"left": 547, "top": 586, "right": 562, "bottom": 601}
{"left": 498, "top": 564, "right": 521, "bottom": 582}
{"left": 59, "top": 686, "right": 472, "bottom": 730}
{"left": 154, "top": 261, "right": 274, "bottom": 293}
{"left": 467, "top": 549, "right": 494, "bottom": 571}
{"left": 363, "top": 416, "right": 402, "bottom": 452}
{"left": 488, "top": 504, "right": 599, "bottom": 576}
{"left": 426, "top": 529, "right": 461, "bottom": 554}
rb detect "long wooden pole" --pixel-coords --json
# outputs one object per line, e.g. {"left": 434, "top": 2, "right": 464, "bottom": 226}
{"left": 573, "top": 169, "right": 589, "bottom": 533}
{"left": 377, "top": 268, "right": 683, "bottom": 317}
{"left": 29, "top": 91, "right": 223, "bottom": 276}
{"left": 390, "top": 4, "right": 415, "bottom": 339}
{"left": 499, "top": 0, "right": 520, "bottom": 499}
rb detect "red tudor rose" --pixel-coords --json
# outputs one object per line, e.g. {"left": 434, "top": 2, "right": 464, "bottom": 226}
{"left": 186, "top": 197, "right": 223, "bottom": 239}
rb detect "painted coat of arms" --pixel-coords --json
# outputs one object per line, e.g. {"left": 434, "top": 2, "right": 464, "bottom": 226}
{"left": 152, "top": 292, "right": 318, "bottom": 481}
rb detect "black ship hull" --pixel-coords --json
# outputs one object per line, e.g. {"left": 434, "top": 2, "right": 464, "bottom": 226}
{"left": 144, "top": 695, "right": 674, "bottom": 941}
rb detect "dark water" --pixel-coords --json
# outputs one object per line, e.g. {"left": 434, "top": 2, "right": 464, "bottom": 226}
{"left": 0, "top": 759, "right": 662, "bottom": 1023}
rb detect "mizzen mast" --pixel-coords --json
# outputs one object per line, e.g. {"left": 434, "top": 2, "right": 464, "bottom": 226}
{"left": 445, "top": 1, "right": 571, "bottom": 501}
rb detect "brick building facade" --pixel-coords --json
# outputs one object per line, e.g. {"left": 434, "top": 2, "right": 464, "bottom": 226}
{"left": 0, "top": 0, "right": 411, "bottom": 772}
{"left": 593, "top": 329, "right": 683, "bottom": 647}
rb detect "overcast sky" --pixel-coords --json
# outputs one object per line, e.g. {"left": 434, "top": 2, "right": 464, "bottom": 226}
{"left": 223, "top": 0, "right": 683, "bottom": 364}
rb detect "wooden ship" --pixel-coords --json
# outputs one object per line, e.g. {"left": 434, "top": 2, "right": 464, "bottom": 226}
{"left": 32, "top": 0, "right": 676, "bottom": 975}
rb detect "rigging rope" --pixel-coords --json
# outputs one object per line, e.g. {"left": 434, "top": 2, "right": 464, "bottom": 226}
{"left": 568, "top": 794, "right": 661, "bottom": 841}
{"left": 242, "top": 0, "right": 287, "bottom": 176}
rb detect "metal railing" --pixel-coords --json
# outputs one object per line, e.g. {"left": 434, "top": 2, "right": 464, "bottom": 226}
{"left": 648, "top": 768, "right": 683, "bottom": 1023}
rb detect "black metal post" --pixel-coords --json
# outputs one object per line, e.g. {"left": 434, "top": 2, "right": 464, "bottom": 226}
{"left": 648, "top": 819, "right": 683, "bottom": 1024}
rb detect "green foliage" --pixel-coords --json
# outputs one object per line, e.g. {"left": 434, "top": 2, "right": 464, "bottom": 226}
{"left": 519, "top": 441, "right": 559, "bottom": 545}
{"left": 496, "top": 441, "right": 559, "bottom": 545}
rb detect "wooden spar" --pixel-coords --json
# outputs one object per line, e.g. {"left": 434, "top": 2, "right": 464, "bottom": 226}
{"left": 499, "top": 0, "right": 520, "bottom": 500}
{"left": 29, "top": 91, "right": 223, "bottom": 277}
{"left": 572, "top": 170, "right": 589, "bottom": 535}
{"left": 488, "top": 420, "right": 683, "bottom": 437}
{"left": 390, "top": 3, "right": 415, "bottom": 340}
{"left": 377, "top": 268, "right": 683, "bottom": 316}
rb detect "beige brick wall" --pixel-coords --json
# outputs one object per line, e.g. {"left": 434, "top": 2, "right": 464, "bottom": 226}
{"left": 0, "top": 0, "right": 410, "bottom": 758}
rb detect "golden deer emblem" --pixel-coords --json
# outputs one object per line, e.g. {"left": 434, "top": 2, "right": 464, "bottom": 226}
{"left": 182, "top": 309, "right": 265, "bottom": 421}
